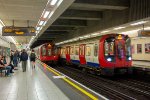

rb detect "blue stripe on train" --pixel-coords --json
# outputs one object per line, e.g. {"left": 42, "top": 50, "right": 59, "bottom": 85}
{"left": 71, "top": 60, "right": 80, "bottom": 64}
{"left": 87, "top": 62, "right": 100, "bottom": 68}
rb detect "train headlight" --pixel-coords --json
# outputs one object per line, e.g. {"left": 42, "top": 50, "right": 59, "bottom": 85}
{"left": 128, "top": 57, "right": 132, "bottom": 60}
{"left": 107, "top": 58, "right": 112, "bottom": 62}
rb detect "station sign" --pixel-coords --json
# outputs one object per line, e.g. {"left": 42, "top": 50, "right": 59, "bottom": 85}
{"left": 2, "top": 26, "right": 36, "bottom": 36}
{"left": 138, "top": 30, "right": 150, "bottom": 37}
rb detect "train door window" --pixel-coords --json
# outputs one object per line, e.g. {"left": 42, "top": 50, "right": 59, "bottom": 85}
{"left": 47, "top": 49, "right": 51, "bottom": 56}
{"left": 66, "top": 47, "right": 70, "bottom": 54}
{"left": 94, "top": 44, "right": 98, "bottom": 57}
{"left": 86, "top": 46, "right": 91, "bottom": 56}
{"left": 75, "top": 47, "right": 79, "bottom": 55}
{"left": 137, "top": 44, "right": 142, "bottom": 53}
{"left": 42, "top": 46, "right": 46, "bottom": 56}
{"left": 104, "top": 37, "right": 115, "bottom": 61}
{"left": 70, "top": 47, "right": 74, "bottom": 55}
{"left": 79, "top": 45, "right": 85, "bottom": 55}
{"left": 125, "top": 38, "right": 131, "bottom": 56}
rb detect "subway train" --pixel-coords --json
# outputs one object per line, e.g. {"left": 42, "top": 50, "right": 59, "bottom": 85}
{"left": 34, "top": 43, "right": 59, "bottom": 64}
{"left": 59, "top": 34, "right": 132, "bottom": 76}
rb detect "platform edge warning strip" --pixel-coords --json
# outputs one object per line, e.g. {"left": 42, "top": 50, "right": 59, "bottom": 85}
{"left": 38, "top": 61, "right": 100, "bottom": 100}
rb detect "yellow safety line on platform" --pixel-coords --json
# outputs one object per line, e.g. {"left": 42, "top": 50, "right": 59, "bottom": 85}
{"left": 38, "top": 61, "right": 98, "bottom": 100}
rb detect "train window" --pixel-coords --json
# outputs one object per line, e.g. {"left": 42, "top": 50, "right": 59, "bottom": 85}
{"left": 47, "top": 49, "right": 51, "bottom": 56}
{"left": 104, "top": 37, "right": 115, "bottom": 62}
{"left": 86, "top": 46, "right": 91, "bottom": 56}
{"left": 94, "top": 44, "right": 98, "bottom": 57}
{"left": 42, "top": 47, "right": 46, "bottom": 56}
{"left": 70, "top": 47, "right": 74, "bottom": 55}
{"left": 75, "top": 47, "right": 79, "bottom": 55}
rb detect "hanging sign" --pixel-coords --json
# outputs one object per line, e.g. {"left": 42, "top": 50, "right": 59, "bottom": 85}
{"left": 138, "top": 30, "right": 150, "bottom": 37}
{"left": 2, "top": 26, "right": 36, "bottom": 36}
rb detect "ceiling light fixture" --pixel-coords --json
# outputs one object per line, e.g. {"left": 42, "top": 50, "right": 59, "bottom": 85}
{"left": 130, "top": 21, "right": 148, "bottom": 26}
{"left": 39, "top": 21, "right": 44, "bottom": 26}
{"left": 43, "top": 11, "right": 50, "bottom": 18}
{"left": 50, "top": 0, "right": 58, "bottom": 5}
{"left": 101, "top": 30, "right": 110, "bottom": 33}
{"left": 36, "top": 27, "right": 40, "bottom": 30}
{"left": 114, "top": 27, "right": 126, "bottom": 30}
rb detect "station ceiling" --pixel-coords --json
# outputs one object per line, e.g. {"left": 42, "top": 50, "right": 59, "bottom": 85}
{"left": 0, "top": 0, "right": 149, "bottom": 48}
{"left": 32, "top": 0, "right": 132, "bottom": 47}
{"left": 0, "top": 0, "right": 47, "bottom": 44}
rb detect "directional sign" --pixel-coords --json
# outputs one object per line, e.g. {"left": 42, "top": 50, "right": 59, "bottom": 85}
{"left": 2, "top": 26, "right": 36, "bottom": 36}
{"left": 138, "top": 30, "right": 150, "bottom": 37}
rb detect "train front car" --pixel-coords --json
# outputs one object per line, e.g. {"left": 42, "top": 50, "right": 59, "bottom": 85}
{"left": 99, "top": 34, "right": 132, "bottom": 76}
{"left": 39, "top": 43, "right": 58, "bottom": 64}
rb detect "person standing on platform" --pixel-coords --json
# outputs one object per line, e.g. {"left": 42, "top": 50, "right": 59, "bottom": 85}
{"left": 10, "top": 51, "right": 14, "bottom": 64}
{"left": 13, "top": 51, "right": 18, "bottom": 70}
{"left": 30, "top": 50, "right": 36, "bottom": 69}
{"left": 20, "top": 49, "right": 28, "bottom": 72}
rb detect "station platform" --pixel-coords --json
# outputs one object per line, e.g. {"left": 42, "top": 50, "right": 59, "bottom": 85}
{"left": 0, "top": 60, "right": 106, "bottom": 100}
{"left": 133, "top": 61, "right": 150, "bottom": 72}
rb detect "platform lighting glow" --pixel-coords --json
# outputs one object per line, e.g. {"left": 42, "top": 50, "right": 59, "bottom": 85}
{"left": 43, "top": 11, "right": 50, "bottom": 18}
{"left": 114, "top": 27, "right": 126, "bottom": 30}
{"left": 50, "top": 0, "right": 58, "bottom": 5}
{"left": 130, "top": 21, "right": 148, "bottom": 26}
{"left": 101, "top": 30, "right": 110, "bottom": 33}
{"left": 39, "top": 21, "right": 44, "bottom": 25}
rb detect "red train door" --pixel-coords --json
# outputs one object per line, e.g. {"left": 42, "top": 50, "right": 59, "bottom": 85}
{"left": 79, "top": 44, "right": 86, "bottom": 65}
{"left": 115, "top": 39, "right": 126, "bottom": 67}
{"left": 66, "top": 46, "right": 71, "bottom": 62}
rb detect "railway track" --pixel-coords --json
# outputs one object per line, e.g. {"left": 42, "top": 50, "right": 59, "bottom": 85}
{"left": 53, "top": 65, "right": 150, "bottom": 100}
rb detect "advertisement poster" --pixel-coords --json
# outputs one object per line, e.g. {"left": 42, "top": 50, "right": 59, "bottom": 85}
{"left": 145, "top": 43, "right": 150, "bottom": 53}
{"left": 137, "top": 44, "right": 142, "bottom": 53}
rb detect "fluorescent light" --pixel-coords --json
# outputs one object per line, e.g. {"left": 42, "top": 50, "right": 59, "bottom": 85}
{"left": 39, "top": 21, "right": 44, "bottom": 26}
{"left": 91, "top": 33, "right": 99, "bottom": 36}
{"left": 36, "top": 27, "right": 40, "bottom": 30}
{"left": 114, "top": 27, "right": 126, "bottom": 30}
{"left": 0, "top": 19, "right": 5, "bottom": 26}
{"left": 50, "top": 0, "right": 58, "bottom": 5}
{"left": 101, "top": 30, "right": 110, "bottom": 33}
{"left": 84, "top": 35, "right": 90, "bottom": 38}
{"left": 130, "top": 21, "right": 148, "bottom": 26}
{"left": 43, "top": 11, "right": 50, "bottom": 18}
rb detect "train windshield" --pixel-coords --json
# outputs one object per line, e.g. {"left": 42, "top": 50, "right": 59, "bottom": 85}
{"left": 104, "top": 37, "right": 115, "bottom": 56}
{"left": 47, "top": 49, "right": 51, "bottom": 56}
{"left": 104, "top": 37, "right": 115, "bottom": 62}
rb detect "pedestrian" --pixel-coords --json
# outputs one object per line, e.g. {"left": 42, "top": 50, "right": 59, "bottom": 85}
{"left": 10, "top": 51, "right": 14, "bottom": 64}
{"left": 20, "top": 49, "right": 28, "bottom": 72}
{"left": 13, "top": 51, "right": 18, "bottom": 70}
{"left": 30, "top": 50, "right": 36, "bottom": 69}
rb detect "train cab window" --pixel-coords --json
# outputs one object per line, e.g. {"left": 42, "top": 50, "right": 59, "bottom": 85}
{"left": 86, "top": 46, "right": 91, "bottom": 56}
{"left": 104, "top": 37, "right": 115, "bottom": 62}
{"left": 94, "top": 44, "right": 98, "bottom": 57}
{"left": 75, "top": 47, "right": 79, "bottom": 55}
{"left": 42, "top": 47, "right": 46, "bottom": 56}
{"left": 47, "top": 49, "right": 51, "bottom": 56}
{"left": 70, "top": 47, "right": 74, "bottom": 55}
